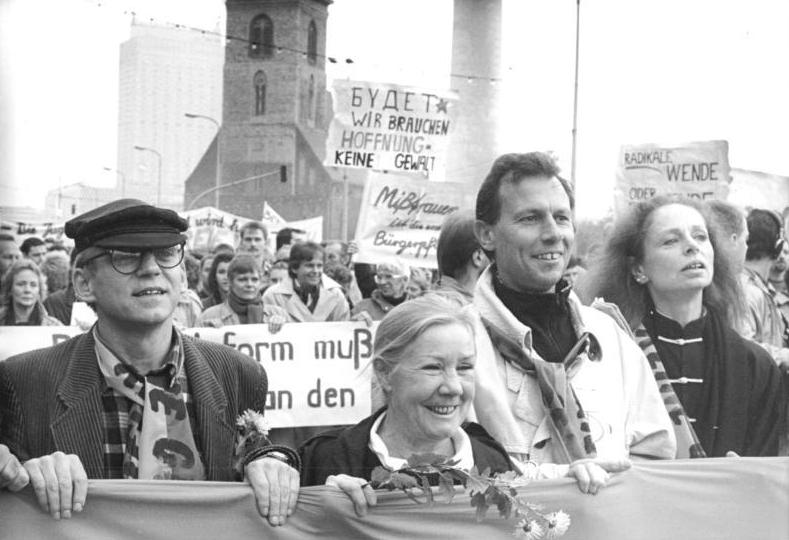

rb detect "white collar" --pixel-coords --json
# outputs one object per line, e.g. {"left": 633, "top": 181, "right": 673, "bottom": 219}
{"left": 368, "top": 411, "right": 475, "bottom": 471}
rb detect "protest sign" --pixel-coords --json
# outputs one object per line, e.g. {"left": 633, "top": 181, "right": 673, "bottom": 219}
{"left": 2, "top": 458, "right": 787, "bottom": 539}
{"left": 0, "top": 219, "right": 71, "bottom": 247}
{"left": 614, "top": 140, "right": 731, "bottom": 216}
{"left": 0, "top": 322, "right": 374, "bottom": 428}
{"left": 326, "top": 80, "right": 459, "bottom": 179}
{"left": 262, "top": 202, "right": 323, "bottom": 252}
{"left": 353, "top": 171, "right": 473, "bottom": 268}
{"left": 180, "top": 206, "right": 250, "bottom": 253}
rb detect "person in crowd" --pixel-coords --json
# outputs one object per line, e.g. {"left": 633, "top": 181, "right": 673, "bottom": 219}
{"left": 183, "top": 252, "right": 201, "bottom": 292}
{"left": 0, "top": 234, "right": 21, "bottom": 280}
{"left": 324, "top": 240, "right": 363, "bottom": 305}
{"left": 583, "top": 197, "right": 784, "bottom": 457}
{"left": 172, "top": 267, "right": 204, "bottom": 331}
{"left": 268, "top": 259, "right": 289, "bottom": 286}
{"left": 434, "top": 209, "right": 490, "bottom": 306}
{"left": 201, "top": 251, "right": 233, "bottom": 309}
{"left": 20, "top": 236, "right": 47, "bottom": 267}
{"left": 212, "top": 242, "right": 235, "bottom": 256}
{"left": 405, "top": 272, "right": 431, "bottom": 300}
{"left": 43, "top": 250, "right": 80, "bottom": 326}
{"left": 740, "top": 209, "right": 789, "bottom": 371}
{"left": 197, "top": 254, "right": 287, "bottom": 332}
{"left": 351, "top": 259, "right": 410, "bottom": 321}
{"left": 469, "top": 152, "right": 676, "bottom": 472}
{"left": 196, "top": 254, "right": 214, "bottom": 300}
{"left": 300, "top": 295, "right": 629, "bottom": 518}
{"left": 40, "top": 250, "right": 71, "bottom": 294}
{"left": 769, "top": 243, "right": 789, "bottom": 294}
{"left": 0, "top": 199, "right": 299, "bottom": 525}
{"left": 276, "top": 227, "right": 306, "bottom": 253}
{"left": 0, "top": 258, "right": 62, "bottom": 326}
{"left": 323, "top": 262, "right": 355, "bottom": 310}
{"left": 263, "top": 242, "right": 349, "bottom": 322}
{"left": 238, "top": 221, "right": 273, "bottom": 269}
{"left": 562, "top": 256, "right": 587, "bottom": 287}
{"left": 706, "top": 200, "right": 750, "bottom": 325}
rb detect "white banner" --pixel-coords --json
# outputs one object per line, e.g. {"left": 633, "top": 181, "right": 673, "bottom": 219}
{"left": 0, "top": 322, "right": 374, "bottom": 428}
{"left": 180, "top": 207, "right": 249, "bottom": 253}
{"left": 326, "top": 80, "right": 459, "bottom": 179}
{"left": 0, "top": 219, "right": 71, "bottom": 247}
{"left": 353, "top": 171, "right": 473, "bottom": 268}
{"left": 614, "top": 140, "right": 731, "bottom": 216}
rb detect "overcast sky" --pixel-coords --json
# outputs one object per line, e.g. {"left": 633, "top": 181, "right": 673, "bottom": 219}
{"left": 2, "top": 0, "right": 787, "bottom": 219}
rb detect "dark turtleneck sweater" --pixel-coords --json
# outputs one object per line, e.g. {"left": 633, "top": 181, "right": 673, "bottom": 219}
{"left": 492, "top": 271, "right": 577, "bottom": 364}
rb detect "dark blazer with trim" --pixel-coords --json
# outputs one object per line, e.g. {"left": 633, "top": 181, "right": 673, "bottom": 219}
{"left": 0, "top": 331, "right": 267, "bottom": 481}
{"left": 299, "top": 408, "right": 514, "bottom": 486}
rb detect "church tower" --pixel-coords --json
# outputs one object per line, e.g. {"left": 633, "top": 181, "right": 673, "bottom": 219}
{"left": 216, "top": 0, "right": 333, "bottom": 221}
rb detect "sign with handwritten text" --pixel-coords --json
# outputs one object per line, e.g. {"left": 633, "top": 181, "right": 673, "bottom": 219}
{"left": 614, "top": 140, "right": 731, "bottom": 216}
{"left": 353, "top": 172, "right": 473, "bottom": 268}
{"left": 326, "top": 80, "right": 459, "bottom": 179}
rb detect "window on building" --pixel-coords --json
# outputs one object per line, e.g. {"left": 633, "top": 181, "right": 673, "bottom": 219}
{"left": 254, "top": 70, "right": 267, "bottom": 116}
{"left": 249, "top": 14, "right": 274, "bottom": 58}
{"left": 307, "top": 20, "right": 317, "bottom": 65}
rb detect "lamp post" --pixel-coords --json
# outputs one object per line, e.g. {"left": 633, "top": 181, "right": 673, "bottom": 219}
{"left": 103, "top": 166, "right": 127, "bottom": 198}
{"left": 186, "top": 169, "right": 281, "bottom": 211}
{"left": 133, "top": 145, "right": 162, "bottom": 206}
{"left": 184, "top": 113, "right": 221, "bottom": 209}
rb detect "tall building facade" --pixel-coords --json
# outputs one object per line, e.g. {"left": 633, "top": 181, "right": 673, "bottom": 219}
{"left": 185, "top": 0, "right": 333, "bottom": 223}
{"left": 117, "top": 21, "right": 224, "bottom": 211}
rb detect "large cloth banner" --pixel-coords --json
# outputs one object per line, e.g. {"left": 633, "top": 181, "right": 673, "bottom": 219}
{"left": 1, "top": 458, "right": 786, "bottom": 539}
{"left": 180, "top": 206, "right": 250, "bottom": 253}
{"left": 326, "top": 79, "right": 459, "bottom": 179}
{"left": 0, "top": 323, "right": 373, "bottom": 429}
{"left": 0, "top": 219, "right": 72, "bottom": 247}
{"left": 353, "top": 171, "right": 473, "bottom": 268}
{"left": 614, "top": 140, "right": 731, "bottom": 216}
{"left": 262, "top": 202, "right": 323, "bottom": 253}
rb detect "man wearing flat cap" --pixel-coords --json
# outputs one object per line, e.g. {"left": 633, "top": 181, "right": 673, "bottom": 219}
{"left": 0, "top": 199, "right": 300, "bottom": 526}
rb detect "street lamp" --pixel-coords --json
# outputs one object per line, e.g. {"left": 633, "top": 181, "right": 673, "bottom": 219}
{"left": 133, "top": 145, "right": 162, "bottom": 206}
{"left": 103, "top": 166, "right": 127, "bottom": 198}
{"left": 184, "top": 113, "right": 221, "bottom": 209}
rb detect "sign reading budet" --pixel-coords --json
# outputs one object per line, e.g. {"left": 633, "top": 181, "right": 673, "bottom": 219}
{"left": 0, "top": 322, "right": 375, "bottom": 428}
{"left": 614, "top": 140, "right": 731, "bottom": 216}
{"left": 326, "top": 80, "right": 458, "bottom": 178}
{"left": 353, "top": 171, "right": 473, "bottom": 268}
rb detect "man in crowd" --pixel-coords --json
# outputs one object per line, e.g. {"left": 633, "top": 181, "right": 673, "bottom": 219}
{"left": 0, "top": 234, "right": 21, "bottom": 278}
{"left": 20, "top": 237, "right": 48, "bottom": 267}
{"left": 434, "top": 209, "right": 489, "bottom": 306}
{"left": 237, "top": 221, "right": 273, "bottom": 270}
{"left": 0, "top": 199, "right": 299, "bottom": 525}
{"left": 274, "top": 227, "right": 307, "bottom": 260}
{"left": 351, "top": 259, "right": 410, "bottom": 321}
{"left": 740, "top": 208, "right": 789, "bottom": 371}
{"left": 468, "top": 152, "right": 675, "bottom": 478}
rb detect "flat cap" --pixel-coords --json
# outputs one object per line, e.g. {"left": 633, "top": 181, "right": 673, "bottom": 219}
{"left": 66, "top": 199, "right": 188, "bottom": 255}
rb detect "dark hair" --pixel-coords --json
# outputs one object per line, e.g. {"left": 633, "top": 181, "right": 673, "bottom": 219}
{"left": 183, "top": 253, "right": 201, "bottom": 290}
{"left": 580, "top": 196, "right": 743, "bottom": 328}
{"left": 227, "top": 253, "right": 260, "bottom": 281}
{"left": 324, "top": 262, "right": 352, "bottom": 286}
{"left": 40, "top": 251, "right": 70, "bottom": 293}
{"left": 277, "top": 227, "right": 306, "bottom": 251}
{"left": 476, "top": 152, "right": 574, "bottom": 226}
{"left": 206, "top": 251, "right": 234, "bottom": 305}
{"left": 437, "top": 210, "right": 480, "bottom": 279}
{"left": 239, "top": 221, "right": 267, "bottom": 241}
{"left": 288, "top": 242, "right": 323, "bottom": 278}
{"left": 212, "top": 243, "right": 235, "bottom": 256}
{"left": 566, "top": 255, "right": 585, "bottom": 269}
{"left": 707, "top": 200, "right": 746, "bottom": 237}
{"left": 19, "top": 236, "right": 45, "bottom": 256}
{"left": 746, "top": 209, "right": 784, "bottom": 261}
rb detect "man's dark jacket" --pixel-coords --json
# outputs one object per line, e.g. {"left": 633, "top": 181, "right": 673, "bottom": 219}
{"left": 0, "top": 331, "right": 267, "bottom": 480}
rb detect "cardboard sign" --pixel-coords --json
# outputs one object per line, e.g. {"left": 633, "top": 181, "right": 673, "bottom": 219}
{"left": 614, "top": 140, "right": 731, "bottom": 216}
{"left": 326, "top": 80, "right": 459, "bottom": 179}
{"left": 353, "top": 171, "right": 473, "bottom": 268}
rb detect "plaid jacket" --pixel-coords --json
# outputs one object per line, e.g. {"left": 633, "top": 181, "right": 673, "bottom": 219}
{"left": 0, "top": 331, "right": 268, "bottom": 481}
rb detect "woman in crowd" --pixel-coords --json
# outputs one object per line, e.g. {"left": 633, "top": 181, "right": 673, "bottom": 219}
{"left": 0, "top": 259, "right": 62, "bottom": 326}
{"left": 196, "top": 254, "right": 287, "bottom": 333}
{"left": 263, "top": 242, "right": 349, "bottom": 322}
{"left": 200, "top": 251, "right": 233, "bottom": 309}
{"left": 582, "top": 197, "right": 784, "bottom": 457}
{"left": 300, "top": 295, "right": 628, "bottom": 517}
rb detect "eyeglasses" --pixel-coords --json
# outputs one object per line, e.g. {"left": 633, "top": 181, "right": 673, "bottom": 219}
{"left": 374, "top": 273, "right": 406, "bottom": 283}
{"left": 81, "top": 244, "right": 185, "bottom": 274}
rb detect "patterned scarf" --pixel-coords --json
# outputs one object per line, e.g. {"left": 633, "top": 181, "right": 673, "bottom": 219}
{"left": 633, "top": 324, "right": 706, "bottom": 459}
{"left": 227, "top": 289, "right": 268, "bottom": 324}
{"left": 480, "top": 318, "right": 599, "bottom": 462}
{"left": 94, "top": 329, "right": 206, "bottom": 480}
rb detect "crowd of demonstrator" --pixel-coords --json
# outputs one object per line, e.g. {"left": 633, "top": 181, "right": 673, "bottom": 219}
{"left": 0, "top": 151, "right": 786, "bottom": 528}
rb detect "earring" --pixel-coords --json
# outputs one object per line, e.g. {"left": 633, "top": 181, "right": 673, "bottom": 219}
{"left": 634, "top": 274, "right": 647, "bottom": 284}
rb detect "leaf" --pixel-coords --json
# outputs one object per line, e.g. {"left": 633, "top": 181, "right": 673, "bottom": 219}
{"left": 407, "top": 452, "right": 450, "bottom": 467}
{"left": 389, "top": 471, "right": 419, "bottom": 490}
{"left": 420, "top": 475, "right": 434, "bottom": 506}
{"left": 495, "top": 470, "right": 520, "bottom": 484}
{"left": 496, "top": 491, "right": 513, "bottom": 519}
{"left": 466, "top": 468, "right": 491, "bottom": 495}
{"left": 370, "top": 466, "right": 394, "bottom": 488}
{"left": 470, "top": 492, "right": 489, "bottom": 523}
{"left": 437, "top": 472, "right": 456, "bottom": 504}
